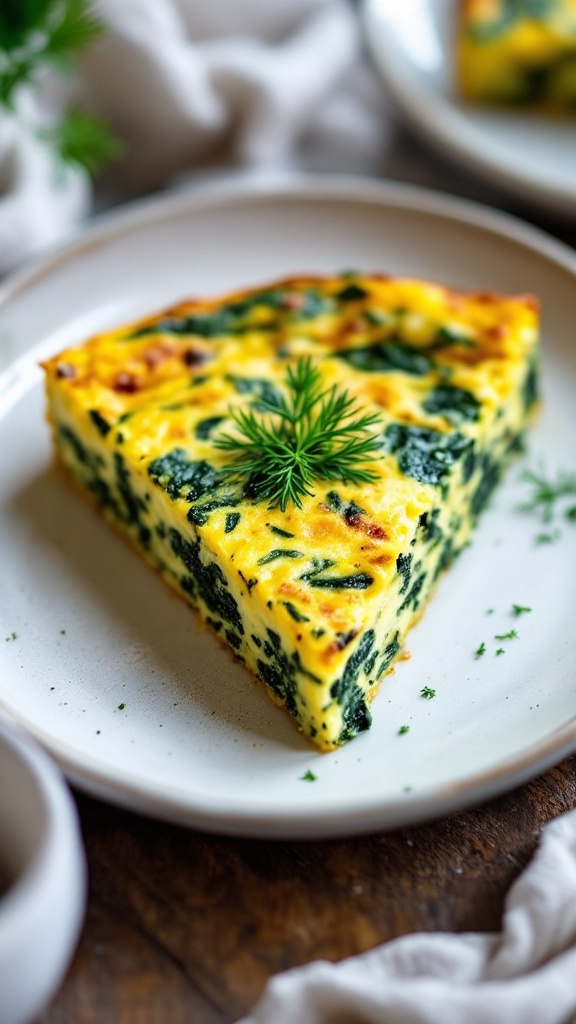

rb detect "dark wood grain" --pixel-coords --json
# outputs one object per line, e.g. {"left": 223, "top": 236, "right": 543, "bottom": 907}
{"left": 41, "top": 757, "right": 576, "bottom": 1024}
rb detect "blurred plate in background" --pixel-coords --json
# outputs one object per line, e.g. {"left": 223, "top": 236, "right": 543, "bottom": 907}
{"left": 362, "top": 0, "right": 576, "bottom": 215}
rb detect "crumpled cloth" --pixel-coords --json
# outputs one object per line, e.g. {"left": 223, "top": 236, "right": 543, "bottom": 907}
{"left": 238, "top": 809, "right": 576, "bottom": 1024}
{"left": 0, "top": 0, "right": 392, "bottom": 275}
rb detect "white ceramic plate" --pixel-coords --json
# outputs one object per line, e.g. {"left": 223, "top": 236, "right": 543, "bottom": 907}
{"left": 1, "top": 176, "right": 575, "bottom": 838}
{"left": 362, "top": 0, "right": 576, "bottom": 215}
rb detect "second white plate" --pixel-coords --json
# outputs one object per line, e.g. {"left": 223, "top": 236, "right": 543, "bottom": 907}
{"left": 0, "top": 176, "right": 575, "bottom": 837}
{"left": 363, "top": 0, "right": 576, "bottom": 216}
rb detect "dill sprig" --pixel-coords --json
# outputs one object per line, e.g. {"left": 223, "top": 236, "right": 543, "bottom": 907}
{"left": 45, "top": 106, "right": 123, "bottom": 174}
{"left": 214, "top": 356, "right": 382, "bottom": 512}
{"left": 520, "top": 466, "right": 576, "bottom": 523}
{"left": 0, "top": 0, "right": 121, "bottom": 175}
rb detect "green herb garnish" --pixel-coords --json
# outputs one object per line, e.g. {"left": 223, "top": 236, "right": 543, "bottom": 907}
{"left": 117, "top": 702, "right": 125, "bottom": 710}
{"left": 215, "top": 356, "right": 381, "bottom": 511}
{"left": 0, "top": 0, "right": 122, "bottom": 175}
{"left": 521, "top": 466, "right": 576, "bottom": 523}
{"left": 475, "top": 641, "right": 486, "bottom": 658}
{"left": 512, "top": 604, "right": 532, "bottom": 616}
{"left": 496, "top": 648, "right": 505, "bottom": 656}
{"left": 420, "top": 686, "right": 436, "bottom": 699}
{"left": 535, "top": 530, "right": 560, "bottom": 545}
{"left": 44, "top": 106, "right": 123, "bottom": 175}
{"left": 398, "top": 724, "right": 410, "bottom": 735}
{"left": 301, "top": 769, "right": 317, "bottom": 782}
{"left": 495, "top": 630, "right": 519, "bottom": 640}
{"left": 5, "top": 632, "right": 17, "bottom": 642}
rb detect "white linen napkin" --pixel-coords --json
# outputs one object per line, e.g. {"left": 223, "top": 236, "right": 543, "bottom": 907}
{"left": 238, "top": 808, "right": 576, "bottom": 1024}
{"left": 0, "top": 0, "right": 391, "bottom": 275}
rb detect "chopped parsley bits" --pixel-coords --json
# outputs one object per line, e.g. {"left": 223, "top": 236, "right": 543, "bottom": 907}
{"left": 512, "top": 604, "right": 532, "bottom": 616}
{"left": 5, "top": 632, "right": 17, "bottom": 642}
{"left": 117, "top": 703, "right": 125, "bottom": 710}
{"left": 535, "top": 530, "right": 560, "bottom": 545}
{"left": 420, "top": 686, "right": 436, "bottom": 699}
{"left": 301, "top": 769, "right": 317, "bottom": 782}
{"left": 495, "top": 629, "right": 519, "bottom": 641}
{"left": 486, "top": 608, "right": 494, "bottom": 615}
{"left": 475, "top": 641, "right": 486, "bottom": 659}
{"left": 496, "top": 648, "right": 505, "bottom": 656}
{"left": 521, "top": 466, "right": 576, "bottom": 524}
{"left": 398, "top": 724, "right": 410, "bottom": 735}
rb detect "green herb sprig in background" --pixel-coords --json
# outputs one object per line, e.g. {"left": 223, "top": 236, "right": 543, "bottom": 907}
{"left": 0, "top": 0, "right": 121, "bottom": 174}
{"left": 215, "top": 356, "right": 382, "bottom": 512}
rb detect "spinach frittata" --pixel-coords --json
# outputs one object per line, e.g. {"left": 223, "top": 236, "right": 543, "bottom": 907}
{"left": 43, "top": 273, "right": 540, "bottom": 750}
{"left": 458, "top": 0, "right": 576, "bottom": 109}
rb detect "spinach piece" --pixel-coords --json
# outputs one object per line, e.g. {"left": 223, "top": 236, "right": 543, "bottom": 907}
{"left": 337, "top": 283, "right": 368, "bottom": 302}
{"left": 423, "top": 385, "right": 480, "bottom": 425}
{"left": 225, "top": 375, "right": 284, "bottom": 411}
{"left": 225, "top": 629, "right": 243, "bottom": 651}
{"left": 257, "top": 549, "right": 304, "bottom": 566}
{"left": 383, "top": 424, "right": 472, "bottom": 488}
{"left": 169, "top": 529, "right": 244, "bottom": 635}
{"left": 89, "top": 409, "right": 111, "bottom": 436}
{"left": 114, "top": 453, "right": 150, "bottom": 548}
{"left": 462, "top": 446, "right": 477, "bottom": 484}
{"left": 186, "top": 495, "right": 239, "bottom": 527}
{"left": 308, "top": 572, "right": 374, "bottom": 590}
{"left": 430, "top": 326, "right": 476, "bottom": 350}
{"left": 337, "top": 339, "right": 434, "bottom": 376}
{"left": 340, "top": 688, "right": 372, "bottom": 741}
{"left": 128, "top": 291, "right": 284, "bottom": 340}
{"left": 375, "top": 632, "right": 400, "bottom": 680}
{"left": 258, "top": 628, "right": 304, "bottom": 715}
{"left": 128, "top": 287, "right": 332, "bottom": 341}
{"left": 326, "top": 491, "right": 365, "bottom": 520}
{"left": 148, "top": 448, "right": 222, "bottom": 501}
{"left": 269, "top": 525, "right": 295, "bottom": 538}
{"left": 299, "top": 558, "right": 336, "bottom": 581}
{"left": 398, "top": 570, "right": 427, "bottom": 614}
{"left": 225, "top": 512, "right": 241, "bottom": 533}
{"left": 396, "top": 552, "right": 412, "bottom": 595}
{"left": 290, "top": 290, "right": 335, "bottom": 320}
{"left": 418, "top": 508, "right": 442, "bottom": 543}
{"left": 470, "top": 452, "right": 502, "bottom": 518}
{"left": 195, "top": 416, "right": 226, "bottom": 441}
{"left": 330, "top": 630, "right": 376, "bottom": 743}
{"left": 58, "top": 425, "right": 89, "bottom": 466}
{"left": 282, "top": 602, "right": 310, "bottom": 623}
{"left": 522, "top": 352, "right": 540, "bottom": 413}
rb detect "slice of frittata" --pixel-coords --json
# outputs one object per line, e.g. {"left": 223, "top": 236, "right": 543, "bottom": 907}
{"left": 458, "top": 0, "right": 576, "bottom": 110}
{"left": 42, "top": 274, "right": 539, "bottom": 751}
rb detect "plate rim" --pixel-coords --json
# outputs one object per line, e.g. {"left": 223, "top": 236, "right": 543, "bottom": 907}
{"left": 1, "top": 172, "right": 576, "bottom": 838}
{"left": 361, "top": 0, "right": 576, "bottom": 215}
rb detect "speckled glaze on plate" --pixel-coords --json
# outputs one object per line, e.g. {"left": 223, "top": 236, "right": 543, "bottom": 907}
{"left": 0, "top": 176, "right": 575, "bottom": 838}
{"left": 363, "top": 0, "right": 576, "bottom": 216}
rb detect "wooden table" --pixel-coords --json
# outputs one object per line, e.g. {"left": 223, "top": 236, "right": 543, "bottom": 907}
{"left": 43, "top": 761, "right": 576, "bottom": 1024}
{"left": 40, "top": 139, "right": 576, "bottom": 1024}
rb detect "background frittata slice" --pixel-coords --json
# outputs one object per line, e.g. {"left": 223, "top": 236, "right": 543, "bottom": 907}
{"left": 458, "top": 0, "right": 576, "bottom": 110}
